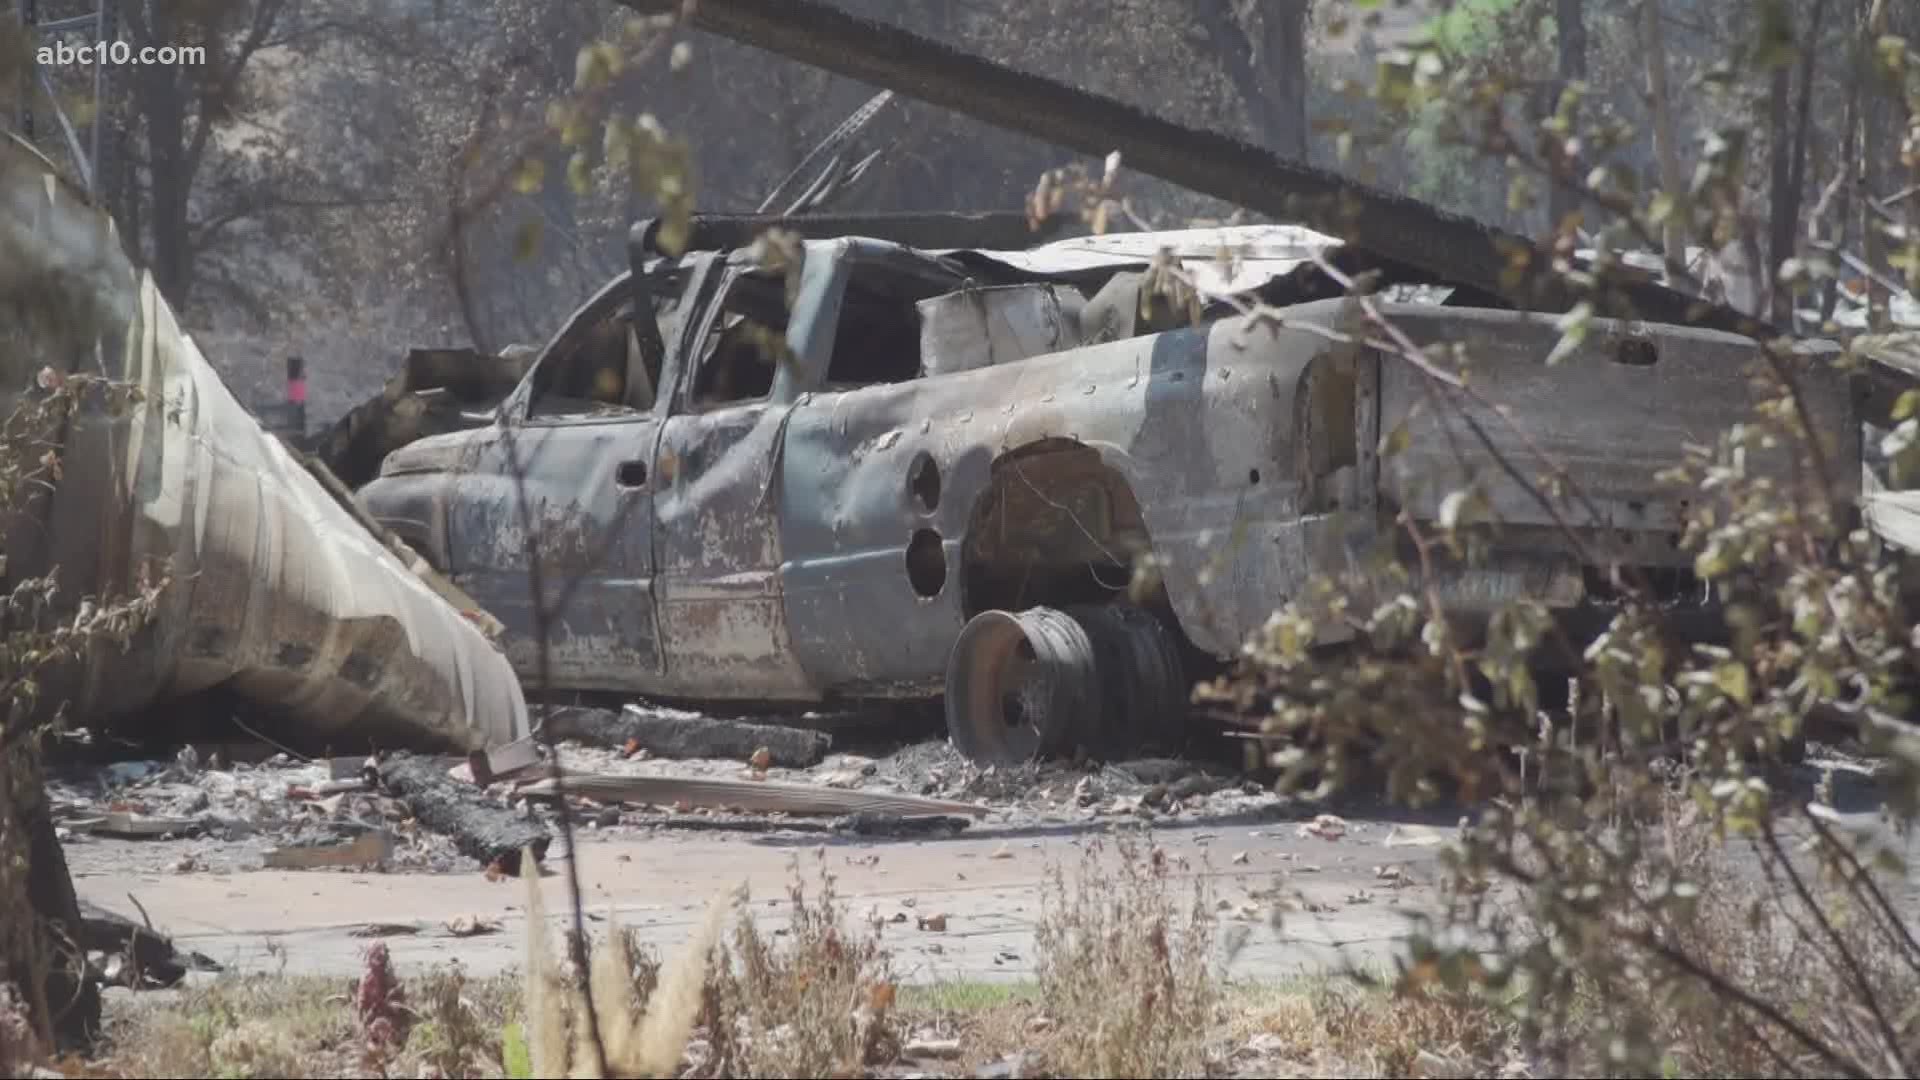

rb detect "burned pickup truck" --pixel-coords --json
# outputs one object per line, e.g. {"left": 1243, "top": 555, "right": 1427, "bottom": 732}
{"left": 355, "top": 217, "right": 1859, "bottom": 764}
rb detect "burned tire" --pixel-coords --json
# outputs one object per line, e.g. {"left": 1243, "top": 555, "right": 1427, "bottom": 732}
{"left": 945, "top": 607, "right": 1102, "bottom": 765}
{"left": 1067, "top": 603, "right": 1188, "bottom": 757}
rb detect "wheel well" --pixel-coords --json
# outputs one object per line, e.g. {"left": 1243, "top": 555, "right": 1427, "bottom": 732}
{"left": 960, "top": 439, "right": 1171, "bottom": 622}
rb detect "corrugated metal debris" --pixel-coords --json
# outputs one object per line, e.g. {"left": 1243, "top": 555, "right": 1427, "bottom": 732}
{"left": 0, "top": 133, "right": 528, "bottom": 754}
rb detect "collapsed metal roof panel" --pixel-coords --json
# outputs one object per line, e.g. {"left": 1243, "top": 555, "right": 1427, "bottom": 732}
{"left": 0, "top": 134, "right": 530, "bottom": 753}
{"left": 952, "top": 223, "right": 1348, "bottom": 297}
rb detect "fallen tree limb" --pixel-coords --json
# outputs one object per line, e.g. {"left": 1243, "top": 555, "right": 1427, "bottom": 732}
{"left": 544, "top": 705, "right": 832, "bottom": 767}
{"left": 518, "top": 772, "right": 987, "bottom": 819}
{"left": 75, "top": 900, "right": 222, "bottom": 988}
{"left": 377, "top": 753, "right": 549, "bottom": 873}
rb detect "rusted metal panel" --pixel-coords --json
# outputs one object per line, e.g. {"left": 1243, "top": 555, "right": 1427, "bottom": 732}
{"left": 366, "top": 256, "right": 733, "bottom": 697}
{"left": 437, "top": 420, "right": 665, "bottom": 690}
{"left": 1374, "top": 305, "right": 1860, "bottom": 546}
{"left": 653, "top": 396, "right": 816, "bottom": 698}
{"left": 0, "top": 135, "right": 527, "bottom": 751}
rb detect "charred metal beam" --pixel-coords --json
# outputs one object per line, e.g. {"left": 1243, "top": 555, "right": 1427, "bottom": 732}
{"left": 622, "top": 0, "right": 1762, "bottom": 334}
{"left": 631, "top": 209, "right": 1063, "bottom": 256}
{"left": 757, "top": 88, "right": 896, "bottom": 214}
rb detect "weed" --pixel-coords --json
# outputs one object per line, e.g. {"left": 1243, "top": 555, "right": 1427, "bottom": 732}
{"left": 1032, "top": 833, "right": 1224, "bottom": 1078}
{"left": 355, "top": 941, "right": 409, "bottom": 1074}
{"left": 699, "top": 852, "right": 899, "bottom": 1078}
{"left": 102, "top": 969, "right": 520, "bottom": 1079}
{"left": 516, "top": 845, "right": 729, "bottom": 1078}
{"left": 413, "top": 963, "right": 498, "bottom": 1079}
{"left": 897, "top": 981, "right": 1040, "bottom": 1014}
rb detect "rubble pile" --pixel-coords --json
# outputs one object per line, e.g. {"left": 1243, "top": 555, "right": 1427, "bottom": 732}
{"left": 537, "top": 707, "right": 1287, "bottom": 835}
{"left": 43, "top": 705, "right": 1291, "bottom": 883}
{"left": 46, "top": 750, "right": 475, "bottom": 874}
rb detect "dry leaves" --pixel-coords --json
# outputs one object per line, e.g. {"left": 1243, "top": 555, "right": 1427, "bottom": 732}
{"left": 445, "top": 914, "right": 501, "bottom": 937}
{"left": 1297, "top": 814, "right": 1349, "bottom": 841}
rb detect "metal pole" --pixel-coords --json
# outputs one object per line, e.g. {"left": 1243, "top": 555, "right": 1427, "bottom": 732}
{"left": 88, "top": 3, "right": 102, "bottom": 194}
{"left": 17, "top": 0, "right": 36, "bottom": 140}
{"left": 36, "top": 66, "right": 92, "bottom": 190}
{"left": 94, "top": 0, "right": 115, "bottom": 200}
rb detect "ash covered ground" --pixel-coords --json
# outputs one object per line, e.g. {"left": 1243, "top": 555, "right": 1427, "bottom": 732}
{"left": 47, "top": 701, "right": 1299, "bottom": 881}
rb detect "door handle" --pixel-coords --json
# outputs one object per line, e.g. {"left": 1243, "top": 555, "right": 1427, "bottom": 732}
{"left": 616, "top": 460, "right": 648, "bottom": 488}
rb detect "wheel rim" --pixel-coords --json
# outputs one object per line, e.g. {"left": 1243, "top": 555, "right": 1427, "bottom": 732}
{"left": 945, "top": 607, "right": 1100, "bottom": 764}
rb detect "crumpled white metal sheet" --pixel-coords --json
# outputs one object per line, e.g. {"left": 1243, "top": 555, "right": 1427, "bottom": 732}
{"left": 0, "top": 135, "right": 527, "bottom": 752}
{"left": 955, "top": 223, "right": 1346, "bottom": 298}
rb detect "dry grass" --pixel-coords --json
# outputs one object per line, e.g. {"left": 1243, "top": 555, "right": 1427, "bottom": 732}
{"left": 75, "top": 835, "right": 1521, "bottom": 1079}
{"left": 99, "top": 969, "right": 522, "bottom": 1079}
{"left": 1231, "top": 980, "right": 1520, "bottom": 1077}
{"left": 90, "top": 968, "right": 1531, "bottom": 1079}
{"left": 695, "top": 853, "right": 899, "bottom": 1078}
{"left": 892, "top": 982, "right": 1042, "bottom": 1073}
{"left": 502, "top": 846, "right": 899, "bottom": 1078}
{"left": 518, "top": 846, "right": 730, "bottom": 1079}
{"left": 885, "top": 975, "right": 1518, "bottom": 1079}
{"left": 1030, "top": 834, "right": 1226, "bottom": 1078}
{"left": 72, "top": 813, "right": 1916, "bottom": 1079}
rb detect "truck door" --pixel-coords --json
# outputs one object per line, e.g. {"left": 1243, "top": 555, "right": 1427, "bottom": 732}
{"left": 651, "top": 264, "right": 817, "bottom": 699}
{"left": 445, "top": 264, "right": 694, "bottom": 691}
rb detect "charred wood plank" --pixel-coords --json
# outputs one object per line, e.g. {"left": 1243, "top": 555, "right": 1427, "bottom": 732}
{"left": 543, "top": 705, "right": 831, "bottom": 768}
{"left": 261, "top": 828, "right": 395, "bottom": 870}
{"left": 376, "top": 752, "right": 549, "bottom": 873}
{"left": 519, "top": 771, "right": 986, "bottom": 818}
{"left": 834, "top": 812, "right": 973, "bottom": 838}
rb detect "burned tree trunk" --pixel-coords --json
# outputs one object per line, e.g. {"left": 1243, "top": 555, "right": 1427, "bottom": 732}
{"left": 0, "top": 752, "right": 101, "bottom": 1054}
{"left": 377, "top": 753, "right": 549, "bottom": 874}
